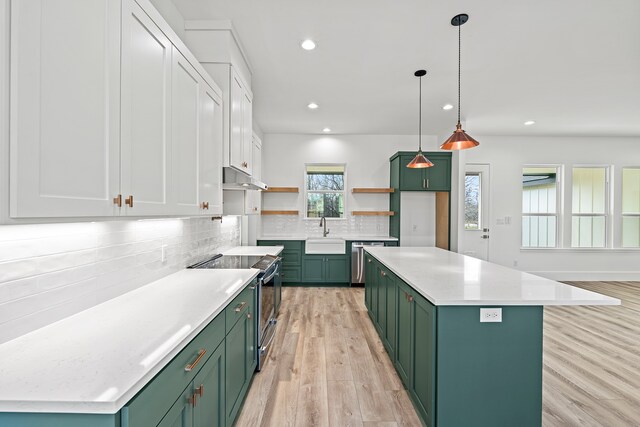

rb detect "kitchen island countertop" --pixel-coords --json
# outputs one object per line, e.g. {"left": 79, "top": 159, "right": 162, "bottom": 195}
{"left": 364, "top": 246, "right": 620, "bottom": 306}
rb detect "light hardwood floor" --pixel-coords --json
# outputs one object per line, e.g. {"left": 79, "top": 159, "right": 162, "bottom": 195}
{"left": 236, "top": 282, "right": 640, "bottom": 427}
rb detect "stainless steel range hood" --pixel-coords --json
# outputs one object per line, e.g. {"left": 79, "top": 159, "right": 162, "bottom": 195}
{"left": 222, "top": 167, "right": 268, "bottom": 191}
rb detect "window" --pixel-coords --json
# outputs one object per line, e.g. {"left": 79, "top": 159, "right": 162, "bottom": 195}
{"left": 464, "top": 173, "right": 481, "bottom": 230}
{"left": 305, "top": 164, "right": 345, "bottom": 218}
{"left": 622, "top": 168, "right": 640, "bottom": 248}
{"left": 572, "top": 167, "right": 608, "bottom": 248}
{"left": 522, "top": 167, "right": 559, "bottom": 247}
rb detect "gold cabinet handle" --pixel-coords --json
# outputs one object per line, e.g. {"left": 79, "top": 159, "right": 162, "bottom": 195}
{"left": 201, "top": 201, "right": 209, "bottom": 210}
{"left": 125, "top": 195, "right": 134, "bottom": 208}
{"left": 408, "top": 294, "right": 414, "bottom": 302}
{"left": 426, "top": 179, "right": 430, "bottom": 188}
{"left": 423, "top": 179, "right": 426, "bottom": 188}
{"left": 253, "top": 207, "right": 258, "bottom": 211}
{"left": 381, "top": 271, "right": 386, "bottom": 277}
{"left": 113, "top": 194, "right": 122, "bottom": 207}
{"left": 247, "top": 313, "right": 252, "bottom": 319}
{"left": 195, "top": 384, "right": 204, "bottom": 398}
{"left": 188, "top": 393, "right": 196, "bottom": 407}
{"left": 249, "top": 285, "right": 256, "bottom": 290}
{"left": 367, "top": 258, "right": 372, "bottom": 263}
{"left": 184, "top": 348, "right": 207, "bottom": 372}
{"left": 234, "top": 301, "right": 247, "bottom": 312}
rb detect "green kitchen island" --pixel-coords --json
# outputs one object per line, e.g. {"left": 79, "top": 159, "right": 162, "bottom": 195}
{"left": 363, "top": 246, "right": 619, "bottom": 427}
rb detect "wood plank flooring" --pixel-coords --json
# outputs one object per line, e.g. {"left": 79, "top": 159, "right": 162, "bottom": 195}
{"left": 236, "top": 282, "right": 640, "bottom": 427}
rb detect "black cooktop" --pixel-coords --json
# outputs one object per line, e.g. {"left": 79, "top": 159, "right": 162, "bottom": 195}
{"left": 187, "top": 254, "right": 278, "bottom": 272}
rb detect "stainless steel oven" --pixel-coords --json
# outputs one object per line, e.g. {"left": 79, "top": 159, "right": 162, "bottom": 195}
{"left": 187, "top": 254, "right": 281, "bottom": 371}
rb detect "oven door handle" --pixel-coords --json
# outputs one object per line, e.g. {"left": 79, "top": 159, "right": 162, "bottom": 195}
{"left": 260, "top": 322, "right": 278, "bottom": 355}
{"left": 261, "top": 261, "right": 280, "bottom": 283}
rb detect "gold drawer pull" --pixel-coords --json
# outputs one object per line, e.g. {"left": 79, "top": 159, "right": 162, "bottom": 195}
{"left": 408, "top": 295, "right": 414, "bottom": 302}
{"left": 113, "top": 194, "right": 122, "bottom": 207}
{"left": 234, "top": 301, "right": 247, "bottom": 312}
{"left": 125, "top": 195, "right": 134, "bottom": 208}
{"left": 201, "top": 201, "right": 209, "bottom": 210}
{"left": 381, "top": 271, "right": 386, "bottom": 277}
{"left": 367, "top": 258, "right": 372, "bottom": 263}
{"left": 185, "top": 348, "right": 206, "bottom": 372}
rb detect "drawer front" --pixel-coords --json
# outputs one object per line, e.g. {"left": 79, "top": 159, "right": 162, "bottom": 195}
{"left": 282, "top": 249, "right": 301, "bottom": 266}
{"left": 258, "top": 240, "right": 303, "bottom": 251}
{"left": 123, "top": 314, "right": 225, "bottom": 427}
{"left": 225, "top": 283, "right": 254, "bottom": 333}
{"left": 281, "top": 266, "right": 301, "bottom": 282}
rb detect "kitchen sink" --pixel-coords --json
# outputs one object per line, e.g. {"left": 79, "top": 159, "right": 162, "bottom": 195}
{"left": 305, "top": 238, "right": 346, "bottom": 254}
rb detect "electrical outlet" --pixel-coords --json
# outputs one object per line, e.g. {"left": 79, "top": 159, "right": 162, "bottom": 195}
{"left": 161, "top": 244, "right": 168, "bottom": 263}
{"left": 480, "top": 308, "right": 502, "bottom": 323}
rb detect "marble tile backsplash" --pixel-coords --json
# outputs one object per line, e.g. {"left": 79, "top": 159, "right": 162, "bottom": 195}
{"left": 0, "top": 217, "right": 240, "bottom": 344}
{"left": 261, "top": 215, "right": 389, "bottom": 237}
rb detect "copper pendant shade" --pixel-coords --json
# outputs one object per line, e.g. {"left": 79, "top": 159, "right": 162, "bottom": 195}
{"left": 407, "top": 70, "right": 434, "bottom": 169}
{"left": 440, "top": 13, "right": 479, "bottom": 151}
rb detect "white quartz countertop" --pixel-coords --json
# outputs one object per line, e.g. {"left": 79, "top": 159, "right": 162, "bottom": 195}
{"left": 364, "top": 247, "right": 620, "bottom": 306}
{"left": 258, "top": 235, "right": 398, "bottom": 242}
{"left": 222, "top": 245, "right": 284, "bottom": 256}
{"left": 0, "top": 269, "right": 259, "bottom": 414}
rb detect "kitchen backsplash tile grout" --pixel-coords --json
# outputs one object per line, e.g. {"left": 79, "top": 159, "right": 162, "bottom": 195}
{"left": 0, "top": 216, "right": 241, "bottom": 344}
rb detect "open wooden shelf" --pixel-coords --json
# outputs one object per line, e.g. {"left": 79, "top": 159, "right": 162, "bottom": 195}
{"left": 351, "top": 211, "right": 395, "bottom": 216}
{"left": 351, "top": 188, "right": 395, "bottom": 193}
{"left": 264, "top": 187, "right": 299, "bottom": 193}
{"left": 261, "top": 210, "right": 299, "bottom": 215}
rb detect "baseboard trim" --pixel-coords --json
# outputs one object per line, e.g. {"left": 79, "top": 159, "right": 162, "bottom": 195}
{"left": 529, "top": 271, "right": 640, "bottom": 281}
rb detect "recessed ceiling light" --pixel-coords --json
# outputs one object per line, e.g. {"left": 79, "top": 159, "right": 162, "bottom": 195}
{"left": 301, "top": 39, "right": 316, "bottom": 50}
{"left": 524, "top": 120, "right": 536, "bottom": 126}
{"left": 322, "top": 127, "right": 331, "bottom": 133}
{"left": 442, "top": 104, "right": 454, "bottom": 110}
{"left": 307, "top": 102, "right": 319, "bottom": 109}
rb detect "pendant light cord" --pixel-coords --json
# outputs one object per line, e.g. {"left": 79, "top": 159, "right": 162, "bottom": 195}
{"left": 418, "top": 74, "right": 422, "bottom": 151}
{"left": 457, "top": 22, "right": 461, "bottom": 125}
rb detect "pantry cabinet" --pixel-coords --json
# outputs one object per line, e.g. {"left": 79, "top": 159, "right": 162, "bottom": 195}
{"left": 9, "top": 0, "right": 224, "bottom": 219}
{"left": 9, "top": 0, "right": 121, "bottom": 218}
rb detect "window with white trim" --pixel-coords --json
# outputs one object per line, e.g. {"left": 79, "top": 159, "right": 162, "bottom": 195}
{"left": 571, "top": 167, "right": 608, "bottom": 248}
{"left": 622, "top": 168, "right": 640, "bottom": 248}
{"left": 522, "top": 167, "right": 559, "bottom": 247}
{"left": 305, "top": 164, "right": 345, "bottom": 218}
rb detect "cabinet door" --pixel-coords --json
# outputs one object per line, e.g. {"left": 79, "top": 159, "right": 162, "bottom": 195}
{"left": 370, "top": 260, "right": 379, "bottom": 322}
{"left": 241, "top": 91, "right": 253, "bottom": 176}
{"left": 157, "top": 386, "right": 193, "bottom": 427}
{"left": 376, "top": 265, "right": 387, "bottom": 335}
{"left": 193, "top": 344, "right": 225, "bottom": 427}
{"left": 411, "top": 294, "right": 436, "bottom": 426}
{"left": 244, "top": 191, "right": 260, "bottom": 215}
{"left": 364, "top": 256, "right": 374, "bottom": 310}
{"left": 399, "top": 155, "right": 426, "bottom": 191}
{"left": 424, "top": 156, "right": 451, "bottom": 191}
{"left": 171, "top": 49, "right": 201, "bottom": 215}
{"left": 252, "top": 135, "right": 262, "bottom": 181}
{"left": 225, "top": 314, "right": 249, "bottom": 425}
{"left": 302, "top": 256, "right": 324, "bottom": 283}
{"left": 121, "top": 0, "right": 172, "bottom": 215}
{"left": 229, "top": 70, "right": 244, "bottom": 171}
{"left": 384, "top": 272, "right": 397, "bottom": 359}
{"left": 246, "top": 283, "right": 258, "bottom": 374}
{"left": 199, "top": 84, "right": 224, "bottom": 215}
{"left": 9, "top": 0, "right": 120, "bottom": 217}
{"left": 395, "top": 282, "right": 412, "bottom": 386}
{"left": 325, "top": 256, "right": 348, "bottom": 282}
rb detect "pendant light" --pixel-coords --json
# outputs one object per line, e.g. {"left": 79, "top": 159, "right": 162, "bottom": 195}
{"left": 440, "top": 13, "right": 479, "bottom": 151}
{"left": 407, "top": 70, "right": 434, "bottom": 168}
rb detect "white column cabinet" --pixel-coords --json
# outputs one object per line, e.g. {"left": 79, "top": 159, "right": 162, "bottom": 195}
{"left": 244, "top": 134, "right": 262, "bottom": 215}
{"left": 229, "top": 72, "right": 245, "bottom": 172}
{"left": 120, "top": 0, "right": 173, "bottom": 216}
{"left": 9, "top": 0, "right": 121, "bottom": 218}
{"left": 171, "top": 49, "right": 201, "bottom": 216}
{"left": 199, "top": 84, "right": 224, "bottom": 216}
{"left": 241, "top": 91, "right": 254, "bottom": 176}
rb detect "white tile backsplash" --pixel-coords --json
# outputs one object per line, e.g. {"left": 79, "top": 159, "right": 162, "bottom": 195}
{"left": 0, "top": 216, "right": 241, "bottom": 344}
{"left": 261, "top": 215, "right": 389, "bottom": 237}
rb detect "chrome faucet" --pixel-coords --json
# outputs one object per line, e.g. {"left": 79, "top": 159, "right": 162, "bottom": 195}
{"left": 319, "top": 217, "right": 330, "bottom": 237}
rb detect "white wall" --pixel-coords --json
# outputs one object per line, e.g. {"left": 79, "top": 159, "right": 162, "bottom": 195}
{"left": 260, "top": 133, "right": 441, "bottom": 238}
{"left": 458, "top": 135, "right": 640, "bottom": 280}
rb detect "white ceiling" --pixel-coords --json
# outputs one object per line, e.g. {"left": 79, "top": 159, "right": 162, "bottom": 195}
{"left": 171, "top": 0, "right": 640, "bottom": 137}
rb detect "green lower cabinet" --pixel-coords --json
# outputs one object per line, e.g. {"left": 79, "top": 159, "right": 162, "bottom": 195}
{"left": 225, "top": 312, "right": 250, "bottom": 426}
{"left": 193, "top": 341, "right": 225, "bottom": 427}
{"left": 375, "top": 265, "right": 387, "bottom": 336}
{"left": 257, "top": 240, "right": 303, "bottom": 283}
{"left": 302, "top": 255, "right": 349, "bottom": 284}
{"left": 410, "top": 293, "right": 436, "bottom": 426}
{"left": 383, "top": 271, "right": 397, "bottom": 359}
{"left": 157, "top": 386, "right": 193, "bottom": 427}
{"left": 394, "top": 280, "right": 412, "bottom": 387}
{"left": 364, "top": 256, "right": 375, "bottom": 311}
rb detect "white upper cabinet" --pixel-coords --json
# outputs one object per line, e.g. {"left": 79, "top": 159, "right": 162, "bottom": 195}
{"left": 244, "top": 134, "right": 262, "bottom": 215}
{"left": 120, "top": 0, "right": 172, "bottom": 216}
{"left": 229, "top": 71, "right": 244, "bottom": 172}
{"left": 242, "top": 90, "right": 254, "bottom": 176}
{"left": 171, "top": 49, "right": 201, "bottom": 216}
{"left": 199, "top": 81, "right": 224, "bottom": 216}
{"left": 9, "top": 0, "right": 121, "bottom": 217}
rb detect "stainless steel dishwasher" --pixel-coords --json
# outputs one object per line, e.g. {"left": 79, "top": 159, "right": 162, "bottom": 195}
{"left": 351, "top": 241, "right": 385, "bottom": 284}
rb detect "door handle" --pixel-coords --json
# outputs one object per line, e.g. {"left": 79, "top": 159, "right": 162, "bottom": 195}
{"left": 483, "top": 228, "right": 490, "bottom": 232}
{"left": 422, "top": 178, "right": 426, "bottom": 188}
{"left": 125, "top": 195, "right": 133, "bottom": 208}
{"left": 426, "top": 179, "right": 429, "bottom": 188}
{"left": 481, "top": 235, "right": 490, "bottom": 239}
{"left": 185, "top": 349, "right": 207, "bottom": 372}
{"left": 113, "top": 194, "right": 122, "bottom": 207}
